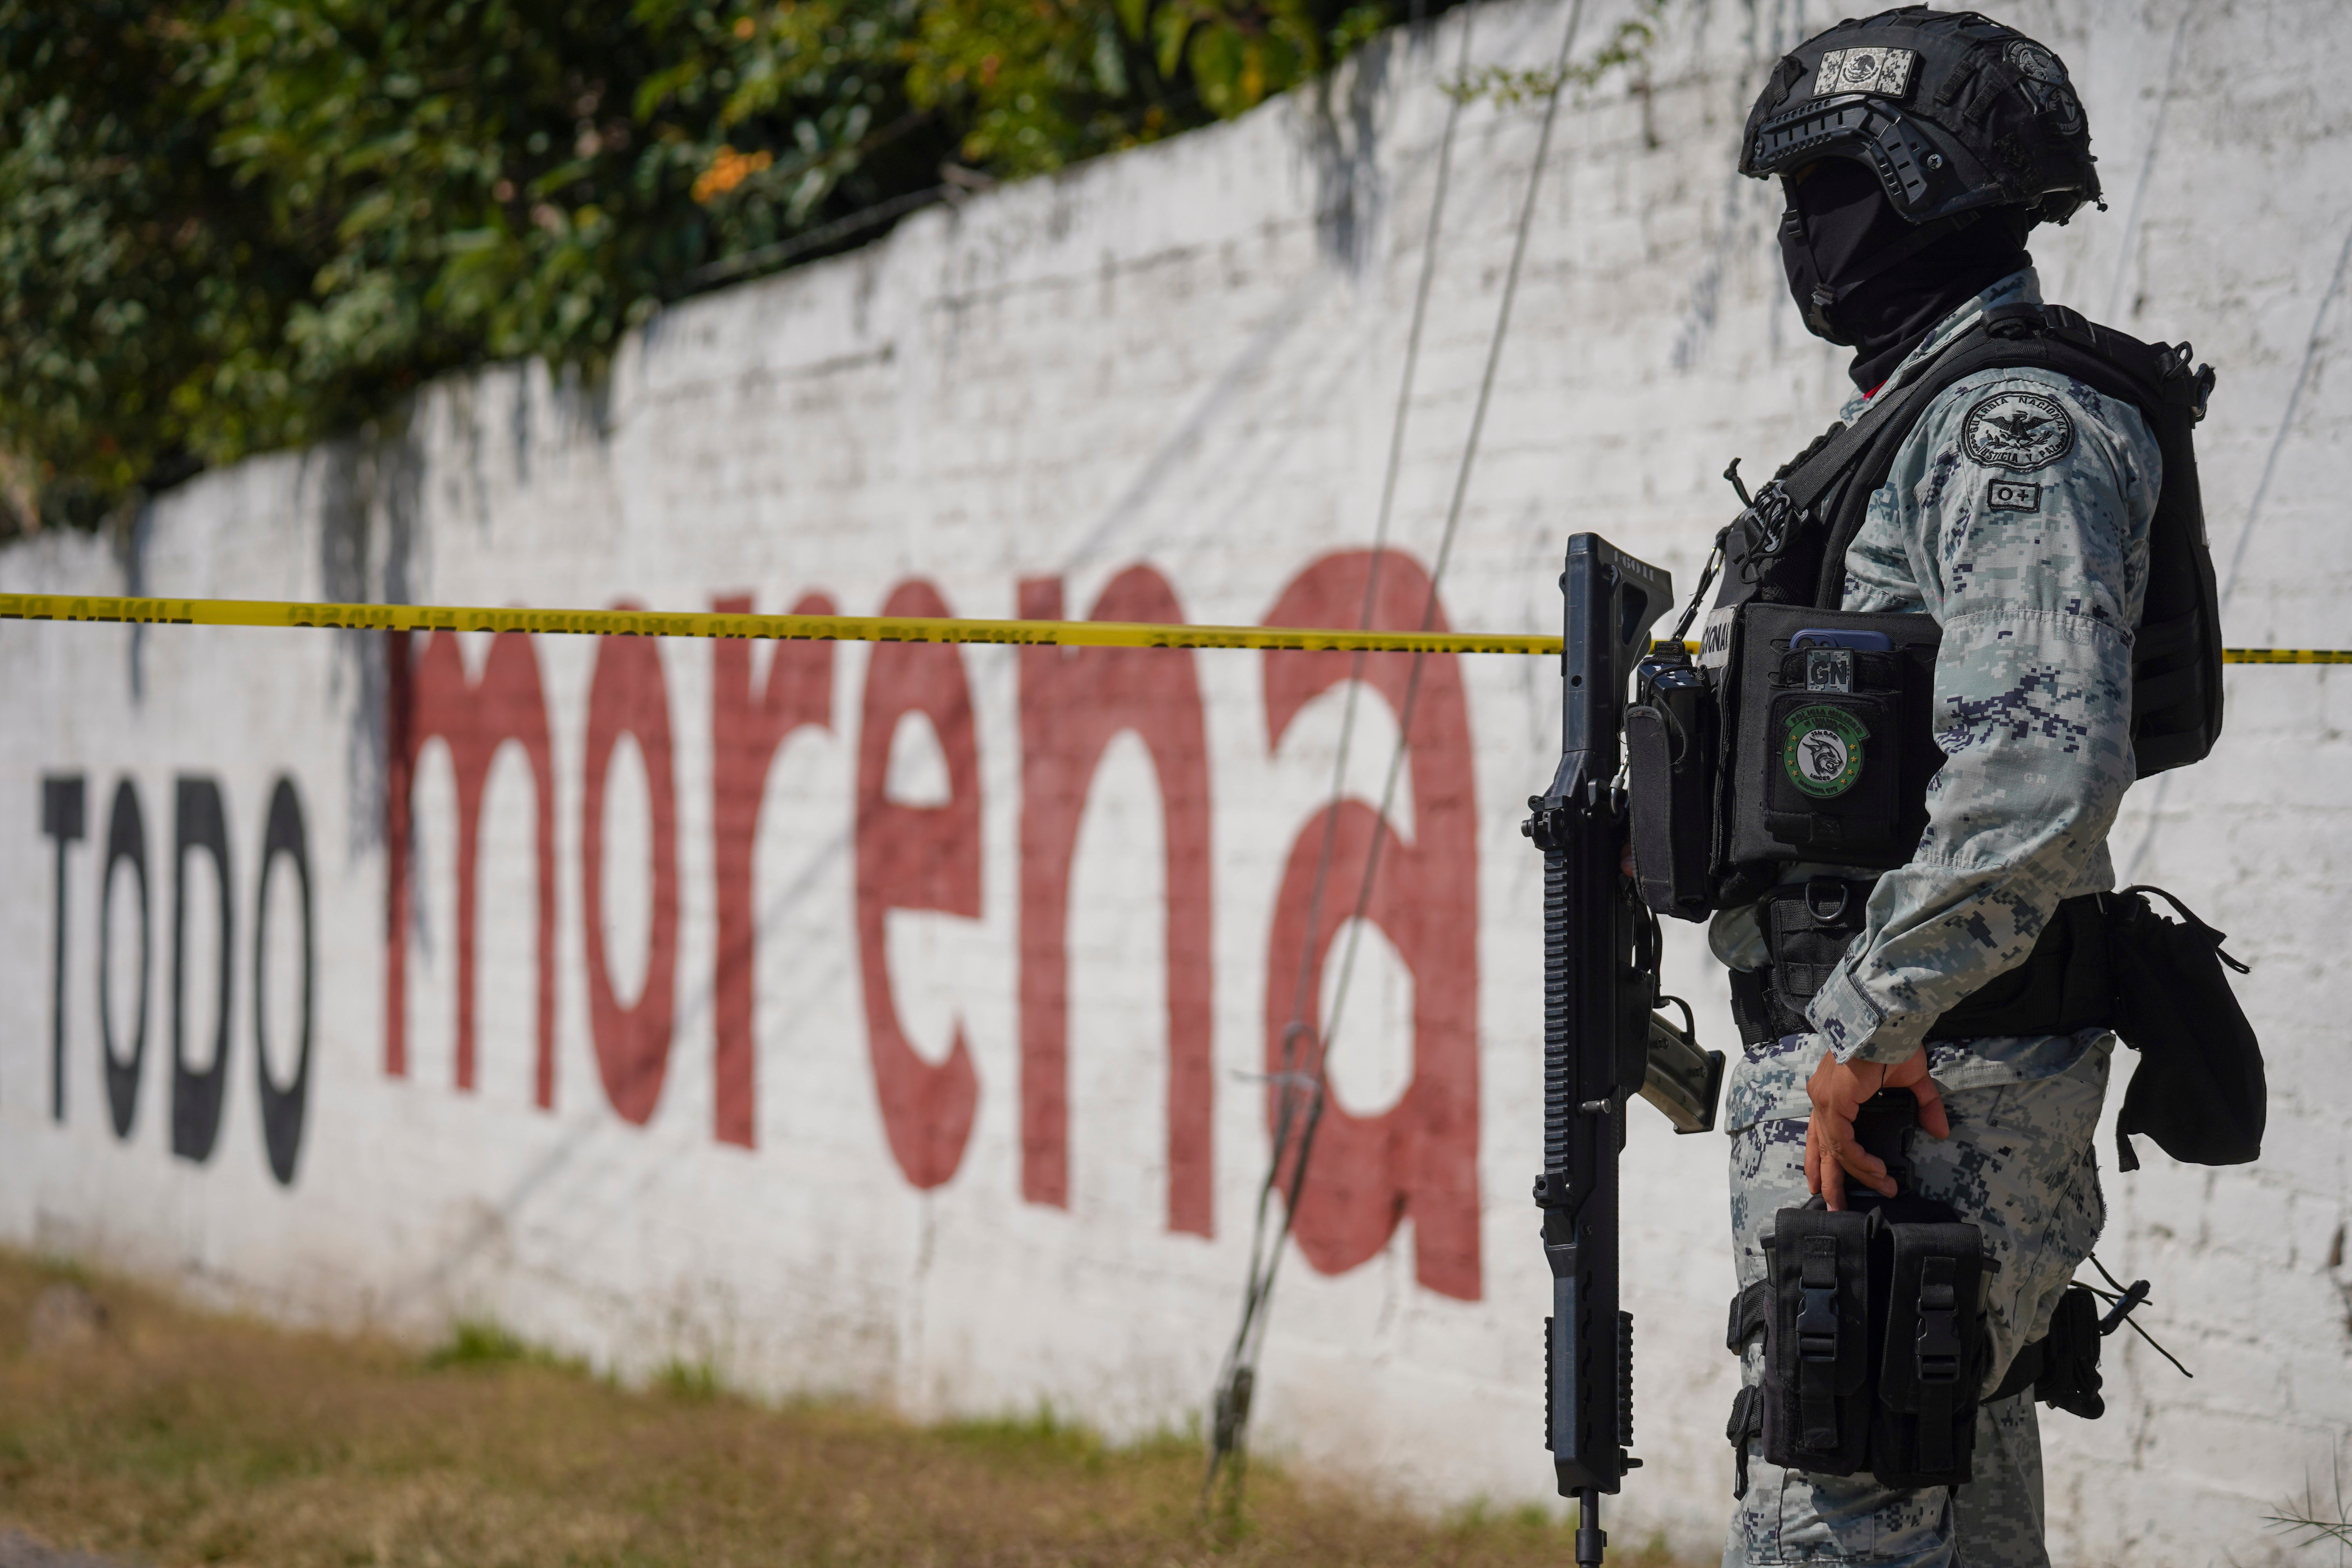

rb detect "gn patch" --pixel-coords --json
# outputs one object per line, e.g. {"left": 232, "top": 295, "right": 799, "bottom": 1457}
{"left": 1813, "top": 46, "right": 1918, "bottom": 100}
{"left": 1987, "top": 478, "right": 2041, "bottom": 513}
{"left": 1961, "top": 389, "right": 2076, "bottom": 470}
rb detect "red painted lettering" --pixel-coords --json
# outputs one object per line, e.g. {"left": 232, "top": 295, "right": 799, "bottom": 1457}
{"left": 1016, "top": 568, "right": 1214, "bottom": 1236}
{"left": 709, "top": 593, "right": 837, "bottom": 1149}
{"left": 1261, "top": 551, "right": 1481, "bottom": 1301}
{"left": 582, "top": 617, "right": 680, "bottom": 1126}
{"left": 384, "top": 630, "right": 557, "bottom": 1102}
{"left": 855, "top": 581, "right": 981, "bottom": 1189}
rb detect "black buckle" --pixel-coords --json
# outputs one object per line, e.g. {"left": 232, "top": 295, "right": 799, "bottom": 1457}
{"left": 1797, "top": 1286, "right": 1839, "bottom": 1361}
{"left": 1735, "top": 481, "right": 1802, "bottom": 578}
{"left": 1981, "top": 302, "right": 2042, "bottom": 340}
{"left": 2042, "top": 302, "right": 2095, "bottom": 346}
{"left": 1916, "top": 1267, "right": 1962, "bottom": 1384}
{"left": 1915, "top": 1308, "right": 1961, "bottom": 1383}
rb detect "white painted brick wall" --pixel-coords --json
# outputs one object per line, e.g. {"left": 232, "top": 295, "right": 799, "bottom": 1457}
{"left": 2, "top": 2, "right": 2347, "bottom": 1561}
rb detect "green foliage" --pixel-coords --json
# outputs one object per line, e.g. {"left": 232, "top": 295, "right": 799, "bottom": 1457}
{"left": 2267, "top": 1452, "right": 2352, "bottom": 1555}
{"left": 424, "top": 1316, "right": 583, "bottom": 1370}
{"left": 0, "top": 0, "right": 1452, "bottom": 534}
{"left": 1439, "top": 0, "right": 1662, "bottom": 107}
{"left": 655, "top": 1356, "right": 722, "bottom": 1399}
{"left": 936, "top": 1403, "right": 1111, "bottom": 1472}
{"left": 0, "top": 5, "right": 290, "bottom": 530}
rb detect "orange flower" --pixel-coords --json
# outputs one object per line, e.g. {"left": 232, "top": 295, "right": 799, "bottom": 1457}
{"left": 692, "top": 145, "right": 774, "bottom": 203}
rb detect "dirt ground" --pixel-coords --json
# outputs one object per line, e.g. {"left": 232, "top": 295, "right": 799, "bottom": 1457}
{"left": 0, "top": 1250, "right": 1686, "bottom": 1568}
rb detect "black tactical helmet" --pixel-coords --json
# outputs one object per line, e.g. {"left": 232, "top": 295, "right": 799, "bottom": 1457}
{"left": 1741, "top": 7, "right": 2101, "bottom": 227}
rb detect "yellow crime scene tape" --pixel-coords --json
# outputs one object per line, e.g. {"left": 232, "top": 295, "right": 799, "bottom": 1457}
{"left": 0, "top": 592, "right": 2343, "bottom": 663}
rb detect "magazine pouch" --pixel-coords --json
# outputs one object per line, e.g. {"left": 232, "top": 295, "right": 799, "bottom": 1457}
{"left": 1869, "top": 1221, "right": 1991, "bottom": 1488}
{"left": 1759, "top": 1206, "right": 1874, "bottom": 1477}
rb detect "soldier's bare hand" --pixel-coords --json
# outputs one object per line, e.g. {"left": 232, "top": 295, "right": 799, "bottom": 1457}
{"left": 1804, "top": 1044, "right": 1950, "bottom": 1211}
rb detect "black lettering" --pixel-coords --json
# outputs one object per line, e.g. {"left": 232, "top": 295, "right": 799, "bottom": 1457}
{"left": 40, "top": 777, "right": 87, "bottom": 1122}
{"left": 98, "top": 779, "right": 149, "bottom": 1140}
{"left": 253, "top": 778, "right": 313, "bottom": 1186}
{"left": 171, "top": 777, "right": 234, "bottom": 1163}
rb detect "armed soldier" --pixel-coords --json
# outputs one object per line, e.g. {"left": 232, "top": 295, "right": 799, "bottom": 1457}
{"left": 1528, "top": 9, "right": 2246, "bottom": 1561}
{"left": 1695, "top": 10, "right": 2200, "bottom": 1565}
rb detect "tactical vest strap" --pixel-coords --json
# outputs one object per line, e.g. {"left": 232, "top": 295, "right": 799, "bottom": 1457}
{"left": 1710, "top": 299, "right": 2224, "bottom": 782}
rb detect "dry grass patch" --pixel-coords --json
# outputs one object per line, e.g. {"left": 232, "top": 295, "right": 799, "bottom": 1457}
{"left": 0, "top": 1249, "right": 1686, "bottom": 1568}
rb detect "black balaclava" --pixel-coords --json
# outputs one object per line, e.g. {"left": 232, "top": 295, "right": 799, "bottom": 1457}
{"left": 1778, "top": 157, "right": 2033, "bottom": 391}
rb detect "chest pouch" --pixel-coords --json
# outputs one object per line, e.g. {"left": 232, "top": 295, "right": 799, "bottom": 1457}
{"left": 1725, "top": 603, "right": 1945, "bottom": 875}
{"left": 1626, "top": 648, "right": 1718, "bottom": 922}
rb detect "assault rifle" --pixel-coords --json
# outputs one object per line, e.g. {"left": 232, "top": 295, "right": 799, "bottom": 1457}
{"left": 1521, "top": 534, "right": 1726, "bottom": 1565}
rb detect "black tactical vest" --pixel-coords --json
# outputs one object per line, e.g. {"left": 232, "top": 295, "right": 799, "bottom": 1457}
{"left": 1628, "top": 301, "right": 2222, "bottom": 925}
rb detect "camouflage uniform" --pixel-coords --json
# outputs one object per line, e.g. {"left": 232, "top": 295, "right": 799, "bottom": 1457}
{"left": 1717, "top": 266, "right": 2159, "bottom": 1568}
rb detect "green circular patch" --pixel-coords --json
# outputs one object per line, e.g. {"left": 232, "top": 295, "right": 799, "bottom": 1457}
{"left": 1782, "top": 704, "right": 1869, "bottom": 799}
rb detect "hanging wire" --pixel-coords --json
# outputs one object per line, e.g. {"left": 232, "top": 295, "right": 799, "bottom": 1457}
{"left": 1200, "top": 4, "right": 1478, "bottom": 1502}
{"left": 1203, "top": 0, "right": 1590, "bottom": 1504}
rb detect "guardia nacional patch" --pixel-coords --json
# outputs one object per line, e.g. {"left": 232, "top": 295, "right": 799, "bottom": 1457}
{"left": 1961, "top": 389, "right": 2075, "bottom": 471}
{"left": 1782, "top": 703, "right": 1869, "bottom": 799}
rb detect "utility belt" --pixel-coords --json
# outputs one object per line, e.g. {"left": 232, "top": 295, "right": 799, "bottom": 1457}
{"left": 1726, "top": 883, "right": 2113, "bottom": 1049}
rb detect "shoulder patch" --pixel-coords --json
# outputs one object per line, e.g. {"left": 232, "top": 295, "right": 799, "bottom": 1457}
{"left": 1986, "top": 478, "right": 2040, "bottom": 513}
{"left": 1960, "top": 389, "right": 2076, "bottom": 471}
{"left": 2006, "top": 41, "right": 2067, "bottom": 84}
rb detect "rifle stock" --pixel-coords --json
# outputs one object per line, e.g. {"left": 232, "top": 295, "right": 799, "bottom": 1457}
{"left": 1522, "top": 534, "right": 1721, "bottom": 1564}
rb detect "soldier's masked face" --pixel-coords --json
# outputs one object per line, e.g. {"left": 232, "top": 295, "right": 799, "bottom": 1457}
{"left": 1776, "top": 158, "right": 1911, "bottom": 345}
{"left": 1777, "top": 158, "right": 2034, "bottom": 390}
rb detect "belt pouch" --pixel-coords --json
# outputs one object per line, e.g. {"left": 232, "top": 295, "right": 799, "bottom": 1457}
{"left": 2103, "top": 885, "right": 2267, "bottom": 1170}
{"left": 1761, "top": 1208, "right": 1873, "bottom": 1476}
{"left": 1627, "top": 653, "right": 1718, "bottom": 921}
{"left": 2025, "top": 1282, "right": 2107, "bottom": 1420}
{"left": 1869, "top": 1221, "right": 1989, "bottom": 1488}
{"left": 1761, "top": 648, "right": 1906, "bottom": 857}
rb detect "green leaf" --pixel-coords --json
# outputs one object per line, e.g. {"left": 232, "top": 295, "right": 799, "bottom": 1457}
{"left": 0, "top": 0, "right": 1463, "bottom": 531}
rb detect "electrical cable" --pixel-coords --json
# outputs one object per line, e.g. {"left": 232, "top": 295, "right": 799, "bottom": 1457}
{"left": 1202, "top": 0, "right": 1589, "bottom": 1504}
{"left": 1201, "top": 2, "right": 1480, "bottom": 1503}
{"left": 680, "top": 186, "right": 949, "bottom": 291}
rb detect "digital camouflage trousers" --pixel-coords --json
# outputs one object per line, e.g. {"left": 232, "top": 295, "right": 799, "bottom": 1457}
{"left": 1722, "top": 1035, "right": 2112, "bottom": 1567}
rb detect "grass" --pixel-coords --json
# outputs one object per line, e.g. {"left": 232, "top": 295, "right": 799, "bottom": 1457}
{"left": 0, "top": 1247, "right": 1689, "bottom": 1568}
